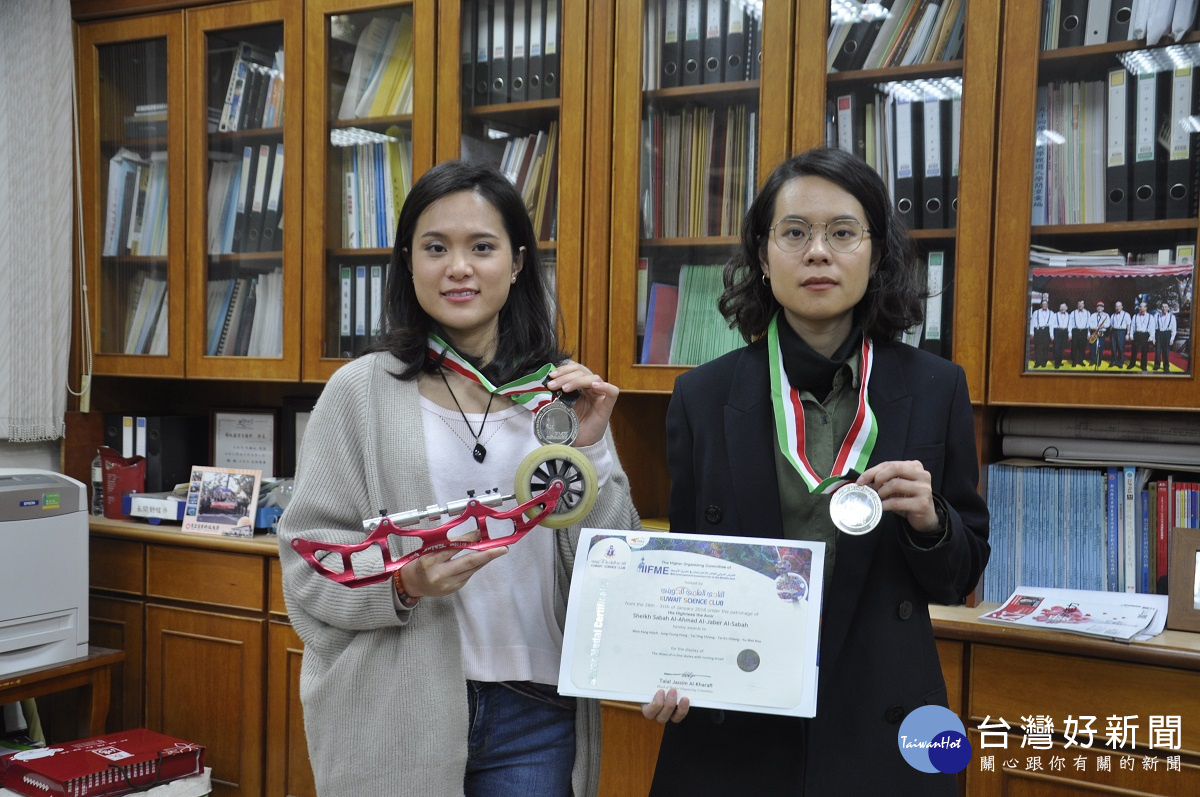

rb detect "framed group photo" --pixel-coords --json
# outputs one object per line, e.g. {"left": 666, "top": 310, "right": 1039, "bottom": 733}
{"left": 1022, "top": 252, "right": 1194, "bottom": 377}
{"left": 182, "top": 465, "right": 263, "bottom": 538}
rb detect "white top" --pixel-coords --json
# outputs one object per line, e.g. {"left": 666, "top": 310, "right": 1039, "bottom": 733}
{"left": 420, "top": 396, "right": 612, "bottom": 685}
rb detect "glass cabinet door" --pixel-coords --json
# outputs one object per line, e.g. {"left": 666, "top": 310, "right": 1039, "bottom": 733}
{"left": 437, "top": 0, "right": 585, "bottom": 354}
{"left": 77, "top": 15, "right": 186, "bottom": 377}
{"left": 303, "top": 0, "right": 435, "bottom": 382}
{"left": 608, "top": 0, "right": 792, "bottom": 392}
{"left": 186, "top": 1, "right": 302, "bottom": 380}
{"left": 989, "top": 0, "right": 1199, "bottom": 409}
{"left": 810, "top": 0, "right": 1001, "bottom": 401}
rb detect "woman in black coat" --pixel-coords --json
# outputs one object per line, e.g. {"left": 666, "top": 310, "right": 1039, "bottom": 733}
{"left": 644, "top": 147, "right": 990, "bottom": 795}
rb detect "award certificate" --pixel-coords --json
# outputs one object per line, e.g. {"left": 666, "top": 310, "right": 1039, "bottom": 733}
{"left": 558, "top": 530, "right": 825, "bottom": 717}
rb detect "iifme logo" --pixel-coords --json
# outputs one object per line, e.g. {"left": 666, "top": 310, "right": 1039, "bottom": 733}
{"left": 897, "top": 705, "right": 972, "bottom": 774}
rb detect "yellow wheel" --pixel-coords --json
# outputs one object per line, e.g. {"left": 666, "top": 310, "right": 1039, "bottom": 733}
{"left": 514, "top": 444, "right": 598, "bottom": 528}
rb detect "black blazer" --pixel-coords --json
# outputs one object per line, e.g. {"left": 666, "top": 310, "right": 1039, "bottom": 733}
{"left": 651, "top": 338, "right": 990, "bottom": 796}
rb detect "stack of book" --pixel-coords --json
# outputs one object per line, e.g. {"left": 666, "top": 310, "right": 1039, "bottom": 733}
{"left": 337, "top": 14, "right": 415, "bottom": 119}
{"left": 215, "top": 42, "right": 282, "bottom": 133}
{"left": 640, "top": 263, "right": 742, "bottom": 366}
{"left": 640, "top": 103, "right": 757, "bottom": 239}
{"left": 498, "top": 121, "right": 558, "bottom": 241}
{"left": 827, "top": 0, "right": 967, "bottom": 73}
{"left": 205, "top": 267, "right": 283, "bottom": 358}
{"left": 338, "top": 126, "right": 411, "bottom": 249}
{"left": 206, "top": 143, "right": 285, "bottom": 255}
{"left": 103, "top": 149, "right": 169, "bottom": 258}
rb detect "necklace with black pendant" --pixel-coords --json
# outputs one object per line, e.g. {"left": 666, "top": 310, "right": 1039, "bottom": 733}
{"left": 440, "top": 369, "right": 495, "bottom": 463}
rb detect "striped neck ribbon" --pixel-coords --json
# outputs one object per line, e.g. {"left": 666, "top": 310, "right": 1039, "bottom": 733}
{"left": 427, "top": 334, "right": 556, "bottom": 412}
{"left": 766, "top": 313, "right": 878, "bottom": 494}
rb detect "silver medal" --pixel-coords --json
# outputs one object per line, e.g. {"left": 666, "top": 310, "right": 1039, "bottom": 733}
{"left": 829, "top": 483, "right": 882, "bottom": 535}
{"left": 533, "top": 400, "right": 579, "bottom": 446}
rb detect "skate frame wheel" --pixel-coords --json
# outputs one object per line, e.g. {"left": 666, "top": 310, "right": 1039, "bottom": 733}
{"left": 514, "top": 444, "right": 598, "bottom": 528}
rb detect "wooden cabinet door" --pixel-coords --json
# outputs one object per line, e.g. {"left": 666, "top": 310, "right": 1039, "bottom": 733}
{"left": 90, "top": 595, "right": 145, "bottom": 733}
{"left": 146, "top": 605, "right": 265, "bottom": 797}
{"left": 266, "top": 621, "right": 315, "bottom": 797}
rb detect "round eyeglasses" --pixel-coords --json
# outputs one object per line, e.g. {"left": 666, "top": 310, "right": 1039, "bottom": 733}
{"left": 768, "top": 219, "right": 871, "bottom": 254}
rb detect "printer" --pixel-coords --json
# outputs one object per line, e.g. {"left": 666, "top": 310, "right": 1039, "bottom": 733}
{"left": 0, "top": 469, "right": 88, "bottom": 676}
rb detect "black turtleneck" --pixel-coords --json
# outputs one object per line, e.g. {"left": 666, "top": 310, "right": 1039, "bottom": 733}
{"left": 776, "top": 314, "right": 864, "bottom": 401}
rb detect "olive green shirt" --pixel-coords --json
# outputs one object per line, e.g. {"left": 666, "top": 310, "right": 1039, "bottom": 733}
{"left": 773, "top": 349, "right": 861, "bottom": 592}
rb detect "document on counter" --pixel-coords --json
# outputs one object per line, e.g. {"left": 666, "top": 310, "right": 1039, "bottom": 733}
{"left": 558, "top": 530, "right": 825, "bottom": 717}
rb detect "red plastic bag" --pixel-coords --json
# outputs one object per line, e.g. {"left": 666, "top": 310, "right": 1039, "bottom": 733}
{"left": 98, "top": 445, "right": 146, "bottom": 519}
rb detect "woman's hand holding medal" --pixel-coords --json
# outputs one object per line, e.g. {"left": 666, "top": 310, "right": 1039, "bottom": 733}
{"left": 544, "top": 363, "right": 620, "bottom": 448}
{"left": 855, "top": 460, "right": 940, "bottom": 535}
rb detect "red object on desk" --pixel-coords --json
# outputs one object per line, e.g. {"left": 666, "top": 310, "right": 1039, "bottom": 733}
{"left": 0, "top": 728, "right": 203, "bottom": 797}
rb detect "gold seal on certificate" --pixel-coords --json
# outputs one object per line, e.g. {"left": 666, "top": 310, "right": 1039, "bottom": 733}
{"left": 829, "top": 483, "right": 882, "bottom": 535}
{"left": 534, "top": 400, "right": 579, "bottom": 446}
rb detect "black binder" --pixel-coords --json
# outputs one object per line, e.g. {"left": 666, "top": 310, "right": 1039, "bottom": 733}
{"left": 338, "top": 265, "right": 354, "bottom": 357}
{"left": 892, "top": 97, "right": 921, "bottom": 229}
{"left": 244, "top": 143, "right": 273, "bottom": 253}
{"left": 509, "top": 0, "right": 528, "bottom": 102}
{"left": 474, "top": 0, "right": 491, "bottom": 106}
{"left": 543, "top": 0, "right": 560, "bottom": 98}
{"left": 681, "top": 0, "right": 703, "bottom": 86}
{"left": 1165, "top": 64, "right": 1198, "bottom": 219}
{"left": 1131, "top": 69, "right": 1166, "bottom": 220}
{"left": 920, "top": 98, "right": 948, "bottom": 229}
{"left": 260, "top": 143, "right": 284, "bottom": 252}
{"left": 723, "top": 0, "right": 746, "bottom": 81}
{"left": 489, "top": 0, "right": 510, "bottom": 104}
{"left": 661, "top": 0, "right": 683, "bottom": 87}
{"left": 1106, "top": 67, "right": 1133, "bottom": 221}
{"left": 701, "top": 0, "right": 724, "bottom": 84}
{"left": 105, "top": 414, "right": 209, "bottom": 493}
{"left": 1058, "top": 0, "right": 1088, "bottom": 47}
{"left": 1108, "top": 3, "right": 1134, "bottom": 41}
{"left": 231, "top": 144, "right": 259, "bottom": 253}
{"left": 749, "top": 4, "right": 761, "bottom": 80}
{"left": 832, "top": 2, "right": 890, "bottom": 72}
{"left": 919, "top": 249, "right": 954, "bottom": 359}
{"left": 527, "top": 0, "right": 544, "bottom": 99}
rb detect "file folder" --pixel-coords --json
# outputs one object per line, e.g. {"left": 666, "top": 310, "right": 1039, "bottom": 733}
{"left": 260, "top": 143, "right": 284, "bottom": 252}
{"left": 661, "top": 0, "right": 682, "bottom": 88}
{"left": 947, "top": 96, "right": 961, "bottom": 228}
{"left": 231, "top": 144, "right": 258, "bottom": 253}
{"left": 682, "top": 0, "right": 703, "bottom": 86}
{"left": 893, "top": 97, "right": 920, "bottom": 228}
{"left": 1085, "top": 0, "right": 1113, "bottom": 44}
{"left": 835, "top": 94, "right": 857, "bottom": 156}
{"left": 339, "top": 266, "right": 354, "bottom": 357}
{"left": 489, "top": 0, "right": 509, "bottom": 104}
{"left": 510, "top": 0, "right": 528, "bottom": 101}
{"left": 354, "top": 264, "right": 370, "bottom": 353}
{"left": 1106, "top": 68, "right": 1132, "bottom": 221}
{"left": 1108, "top": 3, "right": 1134, "bottom": 41}
{"left": 749, "top": 5, "right": 761, "bottom": 79}
{"left": 475, "top": 0, "right": 491, "bottom": 106}
{"left": 1165, "top": 64, "right": 1197, "bottom": 219}
{"left": 1132, "top": 69, "right": 1164, "bottom": 220}
{"left": 920, "top": 97, "right": 947, "bottom": 229}
{"left": 1058, "top": 0, "right": 1088, "bottom": 47}
{"left": 921, "top": 250, "right": 950, "bottom": 358}
{"left": 702, "top": 0, "right": 724, "bottom": 84}
{"left": 723, "top": 0, "right": 746, "bottom": 81}
{"left": 528, "top": 0, "right": 544, "bottom": 99}
{"left": 244, "top": 143, "right": 273, "bottom": 253}
{"left": 833, "top": 5, "right": 889, "bottom": 72}
{"left": 543, "top": 0, "right": 560, "bottom": 98}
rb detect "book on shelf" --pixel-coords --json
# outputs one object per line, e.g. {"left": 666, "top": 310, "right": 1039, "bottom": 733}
{"left": 667, "top": 264, "right": 743, "bottom": 366}
{"left": 979, "top": 586, "right": 1167, "bottom": 642}
{"left": 217, "top": 41, "right": 276, "bottom": 133}
{"left": 641, "top": 281, "right": 679, "bottom": 365}
{"left": 339, "top": 15, "right": 414, "bottom": 120}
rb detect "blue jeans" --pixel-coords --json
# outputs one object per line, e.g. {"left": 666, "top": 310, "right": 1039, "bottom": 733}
{"left": 465, "top": 681, "right": 576, "bottom": 797}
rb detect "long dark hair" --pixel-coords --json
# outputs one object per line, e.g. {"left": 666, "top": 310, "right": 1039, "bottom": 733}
{"left": 719, "top": 146, "right": 925, "bottom": 342}
{"left": 367, "top": 159, "right": 567, "bottom": 383}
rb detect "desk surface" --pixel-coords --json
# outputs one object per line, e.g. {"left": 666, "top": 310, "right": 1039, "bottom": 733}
{"left": 0, "top": 647, "right": 124, "bottom": 692}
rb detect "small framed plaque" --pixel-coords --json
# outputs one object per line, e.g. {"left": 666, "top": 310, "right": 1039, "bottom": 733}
{"left": 212, "top": 409, "right": 277, "bottom": 476}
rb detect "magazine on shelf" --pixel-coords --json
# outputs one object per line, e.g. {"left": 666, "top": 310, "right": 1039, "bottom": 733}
{"left": 980, "top": 586, "right": 1168, "bottom": 642}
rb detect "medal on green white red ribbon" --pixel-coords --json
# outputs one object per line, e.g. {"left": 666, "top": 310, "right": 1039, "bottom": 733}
{"left": 427, "top": 334, "right": 580, "bottom": 446}
{"left": 766, "top": 314, "right": 882, "bottom": 535}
